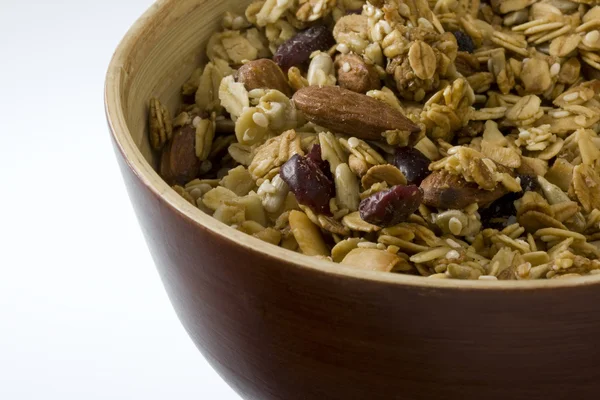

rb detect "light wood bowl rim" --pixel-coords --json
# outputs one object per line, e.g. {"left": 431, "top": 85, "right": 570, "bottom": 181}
{"left": 104, "top": 0, "right": 600, "bottom": 291}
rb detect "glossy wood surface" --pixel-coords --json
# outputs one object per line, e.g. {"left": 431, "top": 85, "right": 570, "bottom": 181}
{"left": 106, "top": 1, "right": 600, "bottom": 398}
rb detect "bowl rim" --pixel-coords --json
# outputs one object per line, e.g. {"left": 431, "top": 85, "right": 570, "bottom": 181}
{"left": 105, "top": 0, "right": 600, "bottom": 291}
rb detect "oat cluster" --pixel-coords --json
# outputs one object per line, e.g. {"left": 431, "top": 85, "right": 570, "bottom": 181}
{"left": 149, "top": 0, "right": 600, "bottom": 280}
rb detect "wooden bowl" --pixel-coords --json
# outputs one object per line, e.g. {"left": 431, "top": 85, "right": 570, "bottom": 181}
{"left": 105, "top": 1, "right": 600, "bottom": 398}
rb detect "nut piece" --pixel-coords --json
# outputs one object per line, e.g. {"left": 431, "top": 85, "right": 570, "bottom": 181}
{"left": 288, "top": 210, "right": 329, "bottom": 256}
{"left": 341, "top": 248, "right": 402, "bottom": 272}
{"left": 237, "top": 59, "right": 292, "bottom": 97}
{"left": 335, "top": 54, "right": 380, "bottom": 94}
{"left": 149, "top": 97, "right": 173, "bottom": 150}
{"left": 420, "top": 170, "right": 509, "bottom": 209}
{"left": 293, "top": 86, "right": 420, "bottom": 141}
{"left": 160, "top": 125, "right": 201, "bottom": 186}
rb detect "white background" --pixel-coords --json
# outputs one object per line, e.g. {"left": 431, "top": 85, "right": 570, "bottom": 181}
{"left": 0, "top": 1, "right": 240, "bottom": 398}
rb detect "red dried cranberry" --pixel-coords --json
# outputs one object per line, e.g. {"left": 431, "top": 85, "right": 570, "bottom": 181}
{"left": 392, "top": 147, "right": 432, "bottom": 185}
{"left": 359, "top": 185, "right": 423, "bottom": 227}
{"left": 280, "top": 153, "right": 334, "bottom": 215}
{"left": 305, "top": 144, "right": 333, "bottom": 179}
{"left": 306, "top": 143, "right": 325, "bottom": 166}
{"left": 273, "top": 25, "right": 335, "bottom": 71}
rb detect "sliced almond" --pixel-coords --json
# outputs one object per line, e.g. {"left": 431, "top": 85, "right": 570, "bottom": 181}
{"left": 342, "top": 212, "right": 381, "bottom": 233}
{"left": 331, "top": 238, "right": 362, "bottom": 263}
{"left": 341, "top": 248, "right": 402, "bottom": 272}
{"left": 289, "top": 210, "right": 329, "bottom": 256}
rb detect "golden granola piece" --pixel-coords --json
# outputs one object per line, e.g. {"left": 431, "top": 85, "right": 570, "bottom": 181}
{"left": 195, "top": 114, "right": 217, "bottom": 161}
{"left": 572, "top": 164, "right": 600, "bottom": 213}
{"left": 333, "top": 14, "right": 370, "bottom": 54}
{"left": 550, "top": 34, "right": 581, "bottom": 57}
{"left": 408, "top": 40, "right": 437, "bottom": 80}
{"left": 318, "top": 214, "right": 351, "bottom": 236}
{"left": 287, "top": 66, "right": 308, "bottom": 91}
{"left": 505, "top": 94, "right": 543, "bottom": 126}
{"left": 248, "top": 130, "right": 303, "bottom": 180}
{"left": 420, "top": 78, "right": 475, "bottom": 141}
{"left": 361, "top": 164, "right": 407, "bottom": 189}
{"left": 480, "top": 140, "right": 521, "bottom": 168}
{"left": 295, "top": 0, "right": 336, "bottom": 22}
{"left": 334, "top": 163, "right": 361, "bottom": 211}
{"left": 545, "top": 158, "right": 574, "bottom": 192}
{"left": 149, "top": 97, "right": 173, "bottom": 151}
{"left": 519, "top": 211, "right": 567, "bottom": 233}
{"left": 342, "top": 212, "right": 381, "bottom": 233}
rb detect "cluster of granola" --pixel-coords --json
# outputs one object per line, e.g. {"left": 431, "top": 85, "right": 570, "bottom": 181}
{"left": 149, "top": 0, "right": 600, "bottom": 280}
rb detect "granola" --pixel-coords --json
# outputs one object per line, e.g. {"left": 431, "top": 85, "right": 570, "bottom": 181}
{"left": 149, "top": 0, "right": 600, "bottom": 280}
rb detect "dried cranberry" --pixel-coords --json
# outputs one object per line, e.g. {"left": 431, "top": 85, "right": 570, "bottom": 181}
{"left": 392, "top": 147, "right": 432, "bottom": 185}
{"left": 306, "top": 144, "right": 324, "bottom": 167}
{"left": 359, "top": 185, "right": 423, "bottom": 227}
{"left": 280, "top": 153, "right": 334, "bottom": 215}
{"left": 306, "top": 144, "right": 335, "bottom": 181}
{"left": 453, "top": 31, "right": 475, "bottom": 53}
{"left": 273, "top": 25, "right": 335, "bottom": 71}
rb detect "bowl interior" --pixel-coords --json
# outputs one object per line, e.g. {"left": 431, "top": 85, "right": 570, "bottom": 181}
{"left": 119, "top": 0, "right": 247, "bottom": 169}
{"left": 106, "top": 0, "right": 600, "bottom": 290}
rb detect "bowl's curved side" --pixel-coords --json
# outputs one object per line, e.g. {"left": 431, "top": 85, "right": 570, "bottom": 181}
{"left": 106, "top": 1, "right": 600, "bottom": 399}
{"left": 110, "top": 143, "right": 600, "bottom": 399}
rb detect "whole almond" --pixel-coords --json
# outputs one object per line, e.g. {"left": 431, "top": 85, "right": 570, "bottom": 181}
{"left": 237, "top": 59, "right": 292, "bottom": 96}
{"left": 420, "top": 170, "right": 508, "bottom": 209}
{"left": 160, "top": 124, "right": 200, "bottom": 186}
{"left": 335, "top": 54, "right": 380, "bottom": 94}
{"left": 292, "top": 86, "right": 420, "bottom": 141}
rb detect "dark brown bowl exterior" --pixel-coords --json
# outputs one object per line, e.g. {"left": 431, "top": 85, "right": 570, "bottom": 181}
{"left": 106, "top": 1, "right": 600, "bottom": 399}
{"left": 111, "top": 139, "right": 600, "bottom": 399}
